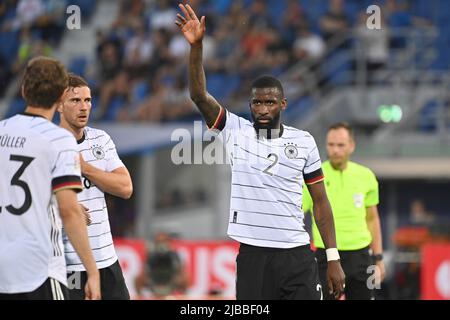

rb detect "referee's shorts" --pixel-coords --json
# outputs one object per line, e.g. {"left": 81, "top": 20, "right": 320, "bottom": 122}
{"left": 0, "top": 278, "right": 68, "bottom": 300}
{"left": 236, "top": 243, "right": 322, "bottom": 300}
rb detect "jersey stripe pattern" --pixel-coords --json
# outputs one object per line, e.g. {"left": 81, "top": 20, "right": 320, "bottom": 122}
{"left": 219, "top": 110, "right": 323, "bottom": 249}
{"left": 63, "top": 127, "right": 124, "bottom": 272}
{"left": 0, "top": 114, "right": 81, "bottom": 293}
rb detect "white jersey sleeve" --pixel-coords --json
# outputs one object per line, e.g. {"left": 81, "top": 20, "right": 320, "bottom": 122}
{"left": 103, "top": 132, "right": 124, "bottom": 172}
{"left": 208, "top": 107, "right": 245, "bottom": 132}
{"left": 51, "top": 131, "right": 82, "bottom": 193}
{"left": 302, "top": 135, "right": 324, "bottom": 185}
{"left": 223, "top": 109, "right": 244, "bottom": 131}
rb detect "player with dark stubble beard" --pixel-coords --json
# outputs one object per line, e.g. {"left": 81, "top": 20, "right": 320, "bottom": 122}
{"left": 175, "top": 4, "right": 345, "bottom": 300}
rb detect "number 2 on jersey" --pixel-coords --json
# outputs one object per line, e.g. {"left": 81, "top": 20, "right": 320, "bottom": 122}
{"left": 2, "top": 155, "right": 34, "bottom": 216}
{"left": 263, "top": 153, "right": 278, "bottom": 176}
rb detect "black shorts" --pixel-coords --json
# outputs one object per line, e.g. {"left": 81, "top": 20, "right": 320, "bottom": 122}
{"left": 236, "top": 243, "right": 322, "bottom": 300}
{"left": 67, "top": 260, "right": 130, "bottom": 300}
{"left": 316, "top": 246, "right": 374, "bottom": 300}
{"left": 0, "top": 278, "right": 69, "bottom": 300}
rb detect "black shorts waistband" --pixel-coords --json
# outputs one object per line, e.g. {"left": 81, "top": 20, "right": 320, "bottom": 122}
{"left": 239, "top": 243, "right": 311, "bottom": 254}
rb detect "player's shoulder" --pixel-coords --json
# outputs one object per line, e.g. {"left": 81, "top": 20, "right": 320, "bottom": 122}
{"left": 84, "top": 126, "right": 112, "bottom": 143}
{"left": 47, "top": 126, "right": 78, "bottom": 150}
{"left": 282, "top": 125, "right": 316, "bottom": 143}
{"left": 0, "top": 114, "right": 18, "bottom": 129}
{"left": 225, "top": 110, "right": 253, "bottom": 128}
{"left": 2, "top": 114, "right": 76, "bottom": 149}
{"left": 84, "top": 126, "right": 106, "bottom": 136}
{"left": 47, "top": 124, "right": 74, "bottom": 139}
{"left": 283, "top": 125, "right": 311, "bottom": 136}
{"left": 349, "top": 161, "right": 376, "bottom": 177}
{"left": 0, "top": 116, "right": 11, "bottom": 127}
{"left": 1, "top": 114, "right": 48, "bottom": 131}
{"left": 26, "top": 116, "right": 75, "bottom": 144}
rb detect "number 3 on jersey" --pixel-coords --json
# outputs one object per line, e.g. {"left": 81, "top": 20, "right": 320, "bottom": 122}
{"left": 1, "top": 155, "right": 35, "bottom": 216}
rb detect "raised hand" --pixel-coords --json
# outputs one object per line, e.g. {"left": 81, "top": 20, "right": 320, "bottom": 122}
{"left": 175, "top": 3, "right": 205, "bottom": 45}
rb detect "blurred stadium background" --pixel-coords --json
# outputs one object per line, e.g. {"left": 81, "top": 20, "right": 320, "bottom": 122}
{"left": 1, "top": 0, "right": 450, "bottom": 300}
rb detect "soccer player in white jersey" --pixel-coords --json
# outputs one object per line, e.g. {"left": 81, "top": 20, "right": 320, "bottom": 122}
{"left": 57, "top": 74, "right": 133, "bottom": 299}
{"left": 176, "top": 4, "right": 345, "bottom": 299}
{"left": 0, "top": 57, "right": 100, "bottom": 300}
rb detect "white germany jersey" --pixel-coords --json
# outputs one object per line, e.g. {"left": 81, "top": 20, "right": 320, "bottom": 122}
{"left": 0, "top": 113, "right": 82, "bottom": 293}
{"left": 215, "top": 109, "right": 324, "bottom": 249}
{"left": 63, "top": 126, "right": 124, "bottom": 272}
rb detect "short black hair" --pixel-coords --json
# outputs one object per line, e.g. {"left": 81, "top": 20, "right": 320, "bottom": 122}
{"left": 328, "top": 122, "right": 355, "bottom": 140}
{"left": 251, "top": 75, "right": 284, "bottom": 98}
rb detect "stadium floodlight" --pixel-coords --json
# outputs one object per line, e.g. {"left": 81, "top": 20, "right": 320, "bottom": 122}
{"left": 378, "top": 104, "right": 403, "bottom": 123}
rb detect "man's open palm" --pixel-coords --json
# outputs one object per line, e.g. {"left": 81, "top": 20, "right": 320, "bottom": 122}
{"left": 175, "top": 4, "right": 205, "bottom": 45}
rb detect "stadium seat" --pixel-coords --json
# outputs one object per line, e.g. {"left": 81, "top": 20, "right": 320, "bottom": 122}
{"left": 418, "top": 100, "right": 439, "bottom": 132}
{"left": 210, "top": 0, "right": 232, "bottom": 14}
{"left": 105, "top": 96, "right": 126, "bottom": 121}
{"left": 0, "top": 30, "right": 19, "bottom": 65}
{"left": 70, "top": 0, "right": 97, "bottom": 20}
{"left": 285, "top": 95, "right": 314, "bottom": 120}
{"left": 68, "top": 56, "right": 88, "bottom": 77}
{"left": 131, "top": 81, "right": 149, "bottom": 105}
{"left": 207, "top": 73, "right": 240, "bottom": 100}
{"left": 5, "top": 98, "right": 26, "bottom": 119}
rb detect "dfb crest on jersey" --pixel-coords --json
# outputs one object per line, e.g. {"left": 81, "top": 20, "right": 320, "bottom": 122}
{"left": 92, "top": 145, "right": 105, "bottom": 160}
{"left": 284, "top": 143, "right": 298, "bottom": 159}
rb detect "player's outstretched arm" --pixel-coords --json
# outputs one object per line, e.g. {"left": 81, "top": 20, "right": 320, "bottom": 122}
{"left": 307, "top": 181, "right": 346, "bottom": 299}
{"left": 175, "top": 3, "right": 222, "bottom": 128}
{"left": 56, "top": 189, "right": 101, "bottom": 300}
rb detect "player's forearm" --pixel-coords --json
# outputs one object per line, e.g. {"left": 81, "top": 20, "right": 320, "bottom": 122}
{"left": 82, "top": 164, "right": 133, "bottom": 199}
{"left": 189, "top": 42, "right": 207, "bottom": 101}
{"left": 367, "top": 207, "right": 383, "bottom": 255}
{"left": 60, "top": 206, "right": 99, "bottom": 278}
{"left": 189, "top": 42, "right": 220, "bottom": 127}
{"left": 313, "top": 200, "right": 338, "bottom": 249}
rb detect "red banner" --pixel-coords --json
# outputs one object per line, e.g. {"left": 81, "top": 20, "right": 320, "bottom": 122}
{"left": 114, "top": 238, "right": 239, "bottom": 299}
{"left": 421, "top": 244, "right": 450, "bottom": 300}
{"left": 114, "top": 238, "right": 147, "bottom": 298}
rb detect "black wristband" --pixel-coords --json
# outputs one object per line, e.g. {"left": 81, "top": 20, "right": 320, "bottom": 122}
{"left": 373, "top": 253, "right": 383, "bottom": 261}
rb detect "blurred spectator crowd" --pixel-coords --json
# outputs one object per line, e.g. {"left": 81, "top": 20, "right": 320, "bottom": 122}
{"left": 0, "top": 0, "right": 443, "bottom": 122}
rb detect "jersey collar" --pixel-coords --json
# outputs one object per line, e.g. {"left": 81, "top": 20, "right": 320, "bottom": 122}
{"left": 77, "top": 131, "right": 86, "bottom": 144}
{"left": 254, "top": 124, "right": 284, "bottom": 140}
{"left": 20, "top": 112, "right": 46, "bottom": 119}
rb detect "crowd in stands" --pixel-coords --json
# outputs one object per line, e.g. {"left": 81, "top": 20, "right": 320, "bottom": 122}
{"left": 0, "top": 0, "right": 94, "bottom": 96}
{"left": 0, "top": 0, "right": 445, "bottom": 123}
